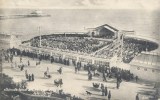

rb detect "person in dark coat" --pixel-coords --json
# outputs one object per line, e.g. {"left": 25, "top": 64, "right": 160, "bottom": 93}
{"left": 108, "top": 90, "right": 111, "bottom": 100}
{"left": 59, "top": 79, "right": 63, "bottom": 87}
{"left": 103, "top": 71, "right": 106, "bottom": 81}
{"left": 20, "top": 57, "right": 22, "bottom": 63}
{"left": 116, "top": 81, "right": 120, "bottom": 89}
{"left": 135, "top": 76, "right": 138, "bottom": 83}
{"left": 88, "top": 73, "right": 92, "bottom": 80}
{"left": 136, "top": 94, "right": 139, "bottom": 100}
{"left": 21, "top": 65, "right": 24, "bottom": 71}
{"left": 10, "top": 54, "right": 13, "bottom": 63}
{"left": 75, "top": 66, "right": 78, "bottom": 73}
{"left": 28, "top": 74, "right": 31, "bottom": 81}
{"left": 88, "top": 73, "right": 90, "bottom": 80}
{"left": 104, "top": 87, "right": 108, "bottom": 96}
{"left": 102, "top": 87, "right": 105, "bottom": 96}
{"left": 90, "top": 73, "right": 92, "bottom": 80}
{"left": 59, "top": 89, "right": 63, "bottom": 95}
{"left": 25, "top": 71, "right": 28, "bottom": 79}
{"left": 28, "top": 60, "right": 30, "bottom": 66}
{"left": 101, "top": 83, "right": 104, "bottom": 91}
{"left": 31, "top": 74, "right": 34, "bottom": 81}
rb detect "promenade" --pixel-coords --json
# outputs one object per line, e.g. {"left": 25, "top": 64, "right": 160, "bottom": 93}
{"left": 2, "top": 56, "right": 156, "bottom": 100}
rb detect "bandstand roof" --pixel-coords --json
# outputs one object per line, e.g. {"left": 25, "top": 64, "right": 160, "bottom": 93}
{"left": 130, "top": 52, "right": 160, "bottom": 70}
{"left": 125, "top": 34, "right": 159, "bottom": 45}
{"left": 94, "top": 24, "right": 119, "bottom": 32}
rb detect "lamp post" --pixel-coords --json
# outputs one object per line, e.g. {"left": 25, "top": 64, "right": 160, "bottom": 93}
{"left": 120, "top": 32, "right": 124, "bottom": 61}
{"left": 116, "top": 30, "right": 124, "bottom": 62}
{"left": 118, "top": 30, "right": 135, "bottom": 61}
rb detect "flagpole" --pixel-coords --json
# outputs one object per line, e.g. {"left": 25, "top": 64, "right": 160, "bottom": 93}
{"left": 39, "top": 26, "right": 41, "bottom": 47}
{"left": 0, "top": 51, "right": 3, "bottom": 78}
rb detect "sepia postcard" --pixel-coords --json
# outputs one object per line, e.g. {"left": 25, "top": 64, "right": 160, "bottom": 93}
{"left": 0, "top": 0, "right": 160, "bottom": 100}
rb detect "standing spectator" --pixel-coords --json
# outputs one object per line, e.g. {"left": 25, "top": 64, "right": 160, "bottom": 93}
{"left": 10, "top": 54, "right": 13, "bottom": 63}
{"left": 21, "top": 65, "right": 24, "bottom": 71}
{"left": 28, "top": 60, "right": 30, "bottom": 66}
{"left": 103, "top": 71, "right": 106, "bottom": 81}
{"left": 108, "top": 90, "right": 111, "bottom": 100}
{"left": 90, "top": 73, "right": 92, "bottom": 80}
{"left": 25, "top": 70, "right": 28, "bottom": 79}
{"left": 94, "top": 69, "right": 97, "bottom": 76}
{"left": 116, "top": 81, "right": 120, "bottom": 89}
{"left": 75, "top": 66, "right": 78, "bottom": 73}
{"left": 101, "top": 84, "right": 104, "bottom": 91}
{"left": 31, "top": 74, "right": 34, "bottom": 81}
{"left": 26, "top": 73, "right": 28, "bottom": 80}
{"left": 59, "top": 89, "right": 63, "bottom": 95}
{"left": 135, "top": 76, "right": 138, "bottom": 83}
{"left": 102, "top": 87, "right": 105, "bottom": 96}
{"left": 104, "top": 87, "right": 108, "bottom": 96}
{"left": 28, "top": 74, "right": 31, "bottom": 81}
{"left": 88, "top": 73, "right": 92, "bottom": 80}
{"left": 136, "top": 93, "right": 139, "bottom": 100}
{"left": 20, "top": 56, "right": 22, "bottom": 63}
{"left": 88, "top": 73, "right": 90, "bottom": 80}
{"left": 7, "top": 55, "right": 9, "bottom": 63}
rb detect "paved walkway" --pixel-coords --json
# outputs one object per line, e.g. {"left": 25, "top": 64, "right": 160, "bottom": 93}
{"left": 2, "top": 56, "right": 156, "bottom": 100}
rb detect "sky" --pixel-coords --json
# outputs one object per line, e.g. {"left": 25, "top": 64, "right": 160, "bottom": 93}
{"left": 0, "top": 0, "right": 159, "bottom": 41}
{"left": 0, "top": 0, "right": 160, "bottom": 10}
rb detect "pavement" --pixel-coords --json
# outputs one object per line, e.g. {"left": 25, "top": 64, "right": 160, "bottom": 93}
{"left": 2, "top": 56, "right": 156, "bottom": 100}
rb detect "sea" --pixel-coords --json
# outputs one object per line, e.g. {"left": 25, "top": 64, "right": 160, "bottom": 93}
{"left": 0, "top": 9, "right": 159, "bottom": 50}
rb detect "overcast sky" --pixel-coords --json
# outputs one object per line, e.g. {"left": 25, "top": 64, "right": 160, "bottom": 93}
{"left": 0, "top": 0, "right": 160, "bottom": 10}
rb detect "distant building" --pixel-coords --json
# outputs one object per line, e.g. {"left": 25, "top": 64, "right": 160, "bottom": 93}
{"left": 87, "top": 24, "right": 119, "bottom": 38}
{"left": 0, "top": 33, "right": 21, "bottom": 50}
{"left": 130, "top": 52, "right": 160, "bottom": 82}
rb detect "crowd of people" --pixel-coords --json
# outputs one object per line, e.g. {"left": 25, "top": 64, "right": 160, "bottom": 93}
{"left": 2, "top": 31, "right": 157, "bottom": 100}
{"left": 92, "top": 82, "right": 110, "bottom": 97}
{"left": 24, "top": 33, "right": 155, "bottom": 65}
{"left": 122, "top": 41, "right": 144, "bottom": 63}
{"left": 111, "top": 67, "right": 134, "bottom": 81}
{"left": 7, "top": 47, "right": 135, "bottom": 82}
{"left": 93, "top": 39, "right": 146, "bottom": 63}
{"left": 30, "top": 36, "right": 109, "bottom": 54}
{"left": 3, "top": 49, "right": 26, "bottom": 71}
{"left": 84, "top": 63, "right": 135, "bottom": 82}
{"left": 7, "top": 48, "right": 136, "bottom": 83}
{"left": 3, "top": 48, "right": 83, "bottom": 100}
{"left": 25, "top": 70, "right": 34, "bottom": 82}
{"left": 94, "top": 42, "right": 115, "bottom": 58}
{"left": 5, "top": 48, "right": 139, "bottom": 99}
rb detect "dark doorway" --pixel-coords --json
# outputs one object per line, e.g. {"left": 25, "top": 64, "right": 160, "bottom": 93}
{"left": 92, "top": 32, "right": 95, "bottom": 37}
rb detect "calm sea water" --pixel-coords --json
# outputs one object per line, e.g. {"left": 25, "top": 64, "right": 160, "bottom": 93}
{"left": 0, "top": 9, "right": 159, "bottom": 40}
